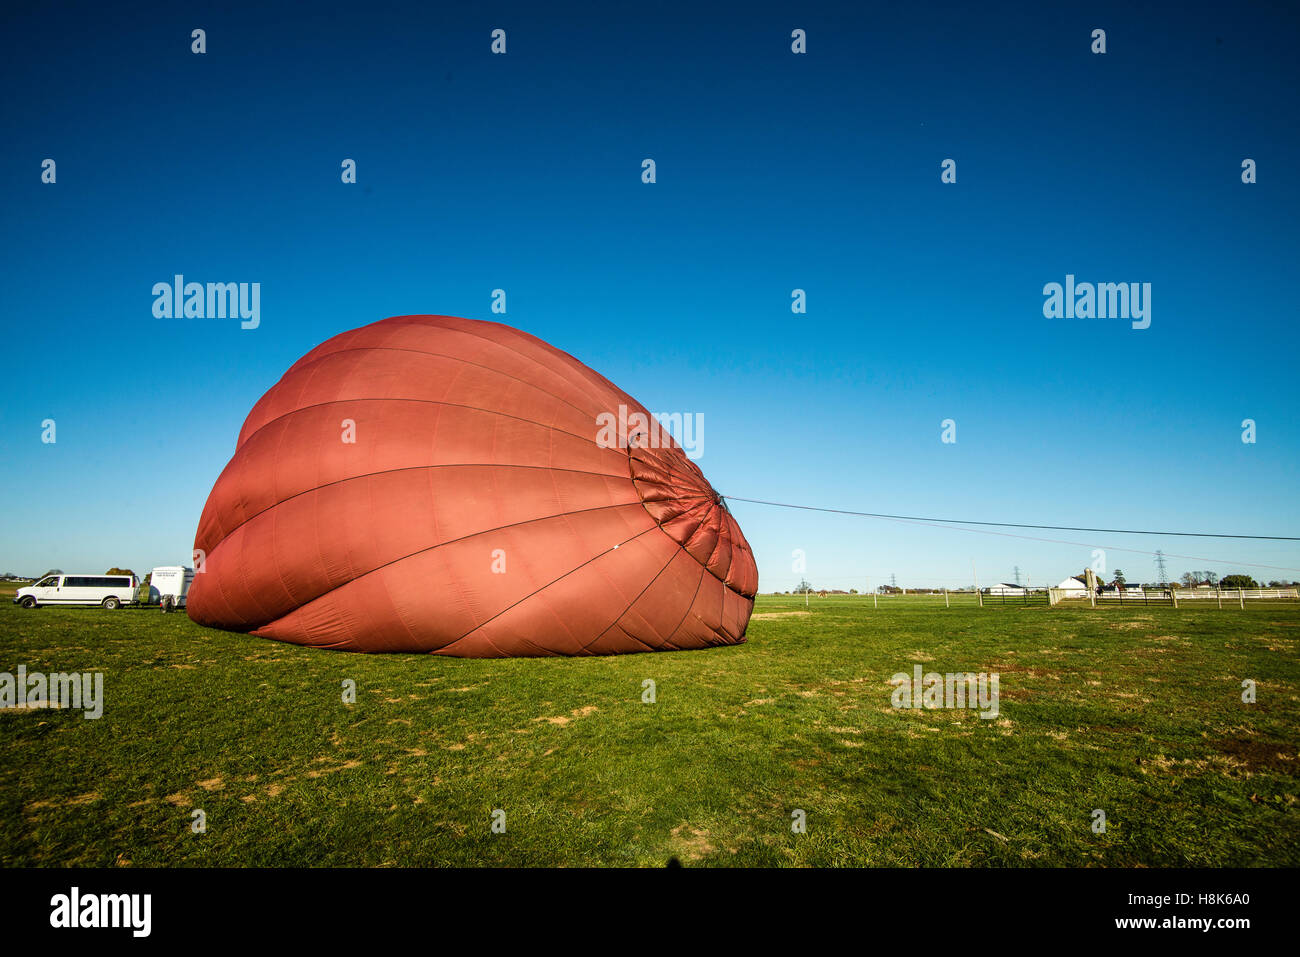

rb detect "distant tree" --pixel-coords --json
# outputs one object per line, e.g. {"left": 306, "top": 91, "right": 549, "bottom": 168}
{"left": 1179, "top": 572, "right": 1196, "bottom": 587}
{"left": 105, "top": 567, "right": 137, "bottom": 579}
{"left": 1113, "top": 569, "right": 1126, "bottom": 586}
{"left": 1220, "top": 574, "right": 1258, "bottom": 589}
{"left": 795, "top": 579, "right": 813, "bottom": 594}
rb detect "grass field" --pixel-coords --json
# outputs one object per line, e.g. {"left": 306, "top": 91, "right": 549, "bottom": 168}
{"left": 1, "top": 587, "right": 1297, "bottom": 867}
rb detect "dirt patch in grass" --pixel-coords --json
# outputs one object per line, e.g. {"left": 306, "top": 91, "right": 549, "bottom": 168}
{"left": 668, "top": 824, "right": 715, "bottom": 861}
{"left": 533, "top": 705, "right": 599, "bottom": 726}
{"left": 305, "top": 759, "right": 363, "bottom": 778}
{"left": 1214, "top": 738, "right": 1299, "bottom": 775}
{"left": 991, "top": 665, "right": 1051, "bottom": 676}
{"left": 750, "top": 612, "right": 812, "bottom": 620}
{"left": 1109, "top": 620, "right": 1154, "bottom": 630}
{"left": 26, "top": 791, "right": 100, "bottom": 811}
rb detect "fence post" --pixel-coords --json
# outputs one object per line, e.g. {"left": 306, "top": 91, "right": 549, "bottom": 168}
{"left": 944, "top": 588, "right": 949, "bottom": 608}
{"left": 1171, "top": 588, "right": 1178, "bottom": 609}
{"left": 1239, "top": 588, "right": 1245, "bottom": 609}
{"left": 1217, "top": 587, "right": 1222, "bottom": 609}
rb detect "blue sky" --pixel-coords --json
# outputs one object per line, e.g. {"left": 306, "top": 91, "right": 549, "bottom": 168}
{"left": 2, "top": 0, "right": 1298, "bottom": 589}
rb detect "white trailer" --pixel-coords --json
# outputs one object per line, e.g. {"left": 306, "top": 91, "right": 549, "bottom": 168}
{"left": 148, "top": 566, "right": 195, "bottom": 611}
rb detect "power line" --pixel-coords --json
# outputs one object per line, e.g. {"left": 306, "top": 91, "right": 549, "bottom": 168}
{"left": 720, "top": 496, "right": 1299, "bottom": 541}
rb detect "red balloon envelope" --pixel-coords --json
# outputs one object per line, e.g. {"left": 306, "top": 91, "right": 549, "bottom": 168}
{"left": 188, "top": 315, "right": 758, "bottom": 656}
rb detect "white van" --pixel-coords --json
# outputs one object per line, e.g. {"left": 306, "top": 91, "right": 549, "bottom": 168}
{"left": 147, "top": 566, "right": 194, "bottom": 611}
{"left": 14, "top": 573, "right": 138, "bottom": 610}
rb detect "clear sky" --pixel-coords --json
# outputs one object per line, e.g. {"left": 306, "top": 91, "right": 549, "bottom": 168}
{"left": 2, "top": 0, "right": 1298, "bottom": 590}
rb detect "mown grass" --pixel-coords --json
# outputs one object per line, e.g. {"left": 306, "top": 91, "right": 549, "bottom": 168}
{"left": 1, "top": 590, "right": 1296, "bottom": 867}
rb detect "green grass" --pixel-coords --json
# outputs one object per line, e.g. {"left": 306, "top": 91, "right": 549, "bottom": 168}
{"left": 1, "top": 591, "right": 1297, "bottom": 866}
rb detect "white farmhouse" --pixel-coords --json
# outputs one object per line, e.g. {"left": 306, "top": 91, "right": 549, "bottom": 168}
{"left": 1054, "top": 576, "right": 1089, "bottom": 595}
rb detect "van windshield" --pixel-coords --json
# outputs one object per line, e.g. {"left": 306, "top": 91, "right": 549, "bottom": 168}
{"left": 36, "top": 577, "right": 58, "bottom": 588}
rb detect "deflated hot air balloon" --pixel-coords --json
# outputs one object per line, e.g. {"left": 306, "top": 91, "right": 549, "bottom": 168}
{"left": 187, "top": 315, "right": 758, "bottom": 656}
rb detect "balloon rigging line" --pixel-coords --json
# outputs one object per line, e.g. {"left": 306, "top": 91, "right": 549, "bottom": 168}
{"left": 721, "top": 496, "right": 1300, "bottom": 574}
{"left": 719, "top": 497, "right": 1298, "bottom": 540}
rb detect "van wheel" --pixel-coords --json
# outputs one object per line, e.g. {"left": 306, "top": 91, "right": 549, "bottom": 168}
{"left": 102, "top": 597, "right": 121, "bottom": 610}
{"left": 18, "top": 596, "right": 37, "bottom": 609}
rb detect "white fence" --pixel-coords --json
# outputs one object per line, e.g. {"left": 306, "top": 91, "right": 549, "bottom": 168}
{"left": 1174, "top": 588, "right": 1297, "bottom": 600}
{"left": 1049, "top": 587, "right": 1298, "bottom": 607}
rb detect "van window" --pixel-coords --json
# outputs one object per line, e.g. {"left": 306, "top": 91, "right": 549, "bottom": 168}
{"left": 36, "top": 576, "right": 58, "bottom": 588}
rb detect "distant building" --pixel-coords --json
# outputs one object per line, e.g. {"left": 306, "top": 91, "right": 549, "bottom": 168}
{"left": 988, "top": 583, "right": 1027, "bottom": 596}
{"left": 1101, "top": 583, "right": 1145, "bottom": 595}
{"left": 1054, "top": 576, "right": 1089, "bottom": 595}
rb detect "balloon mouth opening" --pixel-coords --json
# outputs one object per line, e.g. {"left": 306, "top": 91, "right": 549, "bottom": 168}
{"left": 626, "top": 443, "right": 751, "bottom": 596}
